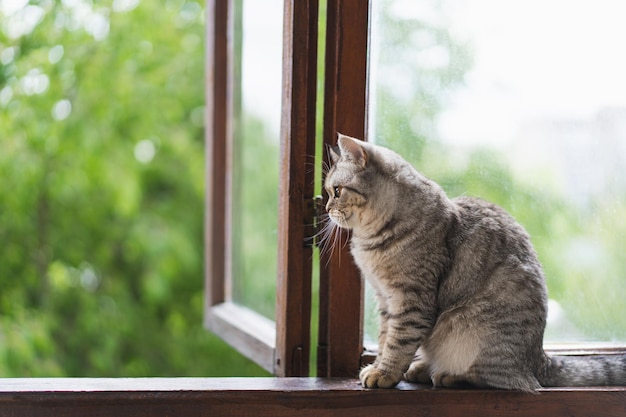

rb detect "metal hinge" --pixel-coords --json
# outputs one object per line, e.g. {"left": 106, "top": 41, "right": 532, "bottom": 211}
{"left": 304, "top": 195, "right": 324, "bottom": 248}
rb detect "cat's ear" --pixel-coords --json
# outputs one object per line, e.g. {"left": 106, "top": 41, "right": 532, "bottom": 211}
{"left": 328, "top": 144, "right": 341, "bottom": 164}
{"left": 337, "top": 133, "right": 368, "bottom": 167}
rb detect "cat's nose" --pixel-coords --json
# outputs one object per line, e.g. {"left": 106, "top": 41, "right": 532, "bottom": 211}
{"left": 325, "top": 201, "right": 331, "bottom": 212}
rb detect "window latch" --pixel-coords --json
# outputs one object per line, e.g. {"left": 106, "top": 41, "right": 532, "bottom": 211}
{"left": 305, "top": 195, "right": 324, "bottom": 248}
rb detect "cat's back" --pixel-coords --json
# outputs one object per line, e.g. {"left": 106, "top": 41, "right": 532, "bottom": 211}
{"left": 451, "top": 195, "right": 534, "bottom": 255}
{"left": 438, "top": 195, "right": 546, "bottom": 306}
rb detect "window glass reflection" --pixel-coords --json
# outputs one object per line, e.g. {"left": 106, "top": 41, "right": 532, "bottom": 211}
{"left": 231, "top": 0, "right": 283, "bottom": 319}
{"left": 367, "top": 0, "right": 626, "bottom": 345}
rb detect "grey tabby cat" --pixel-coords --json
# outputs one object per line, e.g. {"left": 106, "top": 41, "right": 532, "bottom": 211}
{"left": 324, "top": 133, "right": 626, "bottom": 391}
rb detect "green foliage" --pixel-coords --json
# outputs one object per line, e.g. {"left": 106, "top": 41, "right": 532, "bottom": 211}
{"left": 0, "top": 0, "right": 267, "bottom": 376}
{"left": 231, "top": 115, "right": 279, "bottom": 319}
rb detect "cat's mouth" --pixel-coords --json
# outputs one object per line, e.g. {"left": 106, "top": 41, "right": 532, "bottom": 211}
{"left": 328, "top": 209, "right": 352, "bottom": 229}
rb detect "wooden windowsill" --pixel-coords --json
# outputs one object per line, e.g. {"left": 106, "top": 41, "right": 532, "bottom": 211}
{"left": 205, "top": 302, "right": 276, "bottom": 373}
{"left": 1, "top": 377, "right": 624, "bottom": 417}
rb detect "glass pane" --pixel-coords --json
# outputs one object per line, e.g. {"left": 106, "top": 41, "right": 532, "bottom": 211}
{"left": 230, "top": 0, "right": 283, "bottom": 319}
{"left": 367, "top": 0, "right": 626, "bottom": 345}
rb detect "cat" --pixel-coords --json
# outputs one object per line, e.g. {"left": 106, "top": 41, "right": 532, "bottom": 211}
{"left": 323, "top": 132, "right": 626, "bottom": 391}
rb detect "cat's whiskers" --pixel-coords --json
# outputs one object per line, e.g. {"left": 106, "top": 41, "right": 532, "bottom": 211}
{"left": 321, "top": 158, "right": 331, "bottom": 176}
{"left": 312, "top": 213, "right": 351, "bottom": 268}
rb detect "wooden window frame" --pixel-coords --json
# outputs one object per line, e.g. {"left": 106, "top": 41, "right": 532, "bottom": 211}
{"left": 204, "top": 0, "right": 318, "bottom": 376}
{"left": 316, "top": 0, "right": 370, "bottom": 378}
{"left": 204, "top": 0, "right": 371, "bottom": 378}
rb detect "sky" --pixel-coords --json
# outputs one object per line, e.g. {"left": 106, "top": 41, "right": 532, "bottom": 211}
{"left": 240, "top": 0, "right": 283, "bottom": 139}
{"left": 435, "top": 0, "right": 626, "bottom": 147}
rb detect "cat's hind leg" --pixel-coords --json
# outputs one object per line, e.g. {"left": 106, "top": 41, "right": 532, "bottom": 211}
{"left": 421, "top": 306, "right": 484, "bottom": 382}
{"left": 405, "top": 353, "right": 471, "bottom": 388}
{"left": 462, "top": 355, "right": 542, "bottom": 392}
{"left": 404, "top": 350, "right": 432, "bottom": 384}
{"left": 432, "top": 372, "right": 466, "bottom": 388}
{"left": 405, "top": 358, "right": 470, "bottom": 388}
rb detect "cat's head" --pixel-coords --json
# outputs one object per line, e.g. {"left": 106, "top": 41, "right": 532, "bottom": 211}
{"left": 324, "top": 133, "right": 414, "bottom": 235}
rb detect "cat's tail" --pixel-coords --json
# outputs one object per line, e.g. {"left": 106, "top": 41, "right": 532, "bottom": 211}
{"left": 538, "top": 354, "right": 626, "bottom": 387}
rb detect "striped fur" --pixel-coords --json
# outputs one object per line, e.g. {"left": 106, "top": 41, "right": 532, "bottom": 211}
{"left": 324, "top": 133, "right": 626, "bottom": 391}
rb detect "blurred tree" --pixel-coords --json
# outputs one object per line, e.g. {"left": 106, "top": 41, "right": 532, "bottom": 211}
{"left": 0, "top": 0, "right": 267, "bottom": 376}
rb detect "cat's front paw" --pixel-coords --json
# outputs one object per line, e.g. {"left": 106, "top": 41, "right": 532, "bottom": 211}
{"left": 359, "top": 364, "right": 402, "bottom": 388}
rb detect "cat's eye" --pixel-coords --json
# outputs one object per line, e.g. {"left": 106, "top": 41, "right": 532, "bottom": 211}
{"left": 333, "top": 186, "right": 343, "bottom": 198}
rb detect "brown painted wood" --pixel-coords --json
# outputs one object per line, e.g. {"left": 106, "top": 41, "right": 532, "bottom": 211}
{"left": 205, "top": 302, "right": 276, "bottom": 373}
{"left": 204, "top": 0, "right": 229, "bottom": 310}
{"left": 274, "top": 0, "right": 319, "bottom": 377}
{"left": 318, "top": 0, "right": 370, "bottom": 378}
{"left": 1, "top": 378, "right": 624, "bottom": 417}
{"left": 206, "top": 0, "right": 320, "bottom": 376}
